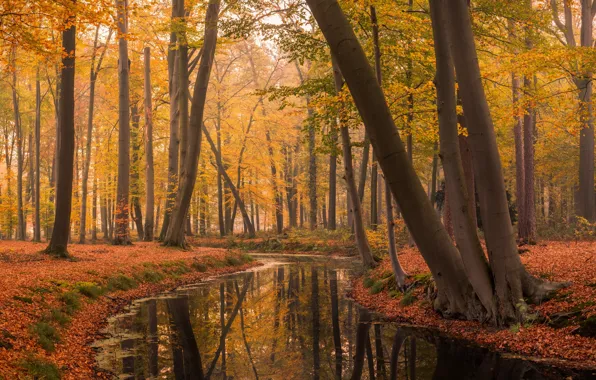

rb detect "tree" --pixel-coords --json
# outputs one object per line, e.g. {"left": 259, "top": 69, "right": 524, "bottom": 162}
{"left": 306, "top": 0, "right": 563, "bottom": 324}
{"left": 45, "top": 2, "right": 76, "bottom": 257}
{"left": 113, "top": 0, "right": 131, "bottom": 245}
{"left": 80, "top": 26, "right": 111, "bottom": 244}
{"left": 163, "top": 0, "right": 221, "bottom": 247}
{"left": 143, "top": 46, "right": 155, "bottom": 241}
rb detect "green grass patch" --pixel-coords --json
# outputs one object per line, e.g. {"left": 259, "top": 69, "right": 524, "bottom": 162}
{"left": 59, "top": 291, "right": 81, "bottom": 315}
{"left": 363, "top": 277, "right": 375, "bottom": 288}
{"left": 139, "top": 269, "right": 165, "bottom": 283}
{"left": 203, "top": 256, "right": 225, "bottom": 268}
{"left": 13, "top": 295, "right": 33, "bottom": 304}
{"left": 75, "top": 282, "right": 104, "bottom": 299}
{"left": 160, "top": 261, "right": 191, "bottom": 276}
{"left": 400, "top": 290, "right": 417, "bottom": 306}
{"left": 369, "top": 281, "right": 385, "bottom": 295}
{"left": 43, "top": 308, "right": 70, "bottom": 327}
{"left": 191, "top": 261, "right": 208, "bottom": 272}
{"left": 20, "top": 356, "right": 60, "bottom": 380}
{"left": 30, "top": 322, "right": 60, "bottom": 352}
{"left": 388, "top": 290, "right": 401, "bottom": 299}
{"left": 107, "top": 274, "right": 138, "bottom": 291}
{"left": 224, "top": 255, "right": 243, "bottom": 266}
{"left": 240, "top": 253, "right": 254, "bottom": 263}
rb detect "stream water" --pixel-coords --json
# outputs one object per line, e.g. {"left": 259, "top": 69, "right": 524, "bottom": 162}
{"left": 93, "top": 257, "right": 594, "bottom": 379}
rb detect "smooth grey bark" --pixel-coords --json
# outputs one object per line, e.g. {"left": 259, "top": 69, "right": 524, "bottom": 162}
{"left": 113, "top": 0, "right": 131, "bottom": 245}
{"left": 143, "top": 46, "right": 155, "bottom": 241}
{"left": 11, "top": 49, "right": 24, "bottom": 240}
{"left": 159, "top": 0, "right": 181, "bottom": 240}
{"left": 328, "top": 129, "right": 338, "bottom": 230}
{"left": 444, "top": 0, "right": 564, "bottom": 321}
{"left": 371, "top": 4, "right": 406, "bottom": 286}
{"left": 80, "top": 26, "right": 111, "bottom": 243}
{"left": 164, "top": 0, "right": 220, "bottom": 247}
{"left": 332, "top": 59, "right": 376, "bottom": 269}
{"left": 131, "top": 103, "right": 144, "bottom": 239}
{"left": 520, "top": 72, "right": 536, "bottom": 243}
{"left": 45, "top": 8, "right": 76, "bottom": 256}
{"left": 430, "top": 0, "right": 495, "bottom": 317}
{"left": 308, "top": 0, "right": 479, "bottom": 319}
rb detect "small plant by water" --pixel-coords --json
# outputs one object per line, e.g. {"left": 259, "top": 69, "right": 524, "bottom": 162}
{"left": 30, "top": 322, "right": 60, "bottom": 352}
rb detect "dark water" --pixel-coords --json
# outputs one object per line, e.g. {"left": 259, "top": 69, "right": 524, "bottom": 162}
{"left": 94, "top": 258, "right": 594, "bottom": 379}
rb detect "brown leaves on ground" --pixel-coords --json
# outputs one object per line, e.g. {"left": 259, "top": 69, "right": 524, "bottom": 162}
{"left": 0, "top": 241, "right": 259, "bottom": 379}
{"left": 352, "top": 241, "right": 596, "bottom": 370}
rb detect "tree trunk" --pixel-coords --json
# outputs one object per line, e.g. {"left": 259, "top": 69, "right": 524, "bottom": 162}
{"left": 520, "top": 72, "right": 536, "bottom": 243}
{"left": 143, "top": 46, "right": 155, "bottom": 240}
{"left": 332, "top": 59, "right": 376, "bottom": 269}
{"left": 159, "top": 0, "right": 181, "bottom": 240}
{"left": 431, "top": 0, "right": 495, "bottom": 316}
{"left": 328, "top": 130, "right": 338, "bottom": 230}
{"left": 11, "top": 49, "right": 25, "bottom": 241}
{"left": 131, "top": 103, "right": 144, "bottom": 239}
{"left": 80, "top": 26, "right": 110, "bottom": 244}
{"left": 45, "top": 8, "right": 76, "bottom": 257}
{"left": 34, "top": 67, "right": 41, "bottom": 242}
{"left": 164, "top": 0, "right": 220, "bottom": 247}
{"left": 92, "top": 175, "right": 98, "bottom": 241}
{"left": 113, "top": 0, "right": 131, "bottom": 245}
{"left": 204, "top": 127, "right": 256, "bottom": 238}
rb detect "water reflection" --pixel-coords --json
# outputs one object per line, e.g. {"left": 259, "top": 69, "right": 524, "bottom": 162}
{"left": 95, "top": 262, "right": 593, "bottom": 379}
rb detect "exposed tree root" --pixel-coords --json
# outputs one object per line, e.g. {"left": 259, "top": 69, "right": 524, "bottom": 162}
{"left": 43, "top": 245, "right": 70, "bottom": 259}
{"left": 522, "top": 270, "right": 570, "bottom": 305}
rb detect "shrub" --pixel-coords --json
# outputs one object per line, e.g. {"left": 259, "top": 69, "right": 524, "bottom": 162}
{"left": 20, "top": 356, "right": 60, "bottom": 380}
{"left": 241, "top": 253, "right": 254, "bottom": 263}
{"left": 30, "top": 322, "right": 60, "bottom": 352}
{"left": 139, "top": 269, "right": 165, "bottom": 283}
{"left": 59, "top": 291, "right": 81, "bottom": 314}
{"left": 400, "top": 290, "right": 417, "bottom": 306}
{"left": 160, "top": 261, "right": 191, "bottom": 276}
{"left": 225, "top": 255, "right": 242, "bottom": 266}
{"left": 107, "top": 274, "right": 138, "bottom": 291}
{"left": 363, "top": 277, "right": 375, "bottom": 288}
{"left": 75, "top": 282, "right": 104, "bottom": 299}
{"left": 45, "top": 308, "right": 70, "bottom": 326}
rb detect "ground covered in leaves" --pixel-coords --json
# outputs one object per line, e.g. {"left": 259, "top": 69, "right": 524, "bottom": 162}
{"left": 353, "top": 241, "right": 596, "bottom": 370}
{"left": 0, "top": 241, "right": 258, "bottom": 379}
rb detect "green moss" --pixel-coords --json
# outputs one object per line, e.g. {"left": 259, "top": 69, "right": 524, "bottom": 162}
{"left": 20, "top": 356, "right": 60, "bottom": 380}
{"left": 363, "top": 277, "right": 375, "bottom": 288}
{"left": 107, "top": 274, "right": 138, "bottom": 291}
{"left": 75, "top": 282, "right": 104, "bottom": 299}
{"left": 369, "top": 281, "right": 385, "bottom": 295}
{"left": 13, "top": 295, "right": 33, "bottom": 304}
{"left": 30, "top": 322, "right": 60, "bottom": 352}
{"left": 59, "top": 291, "right": 81, "bottom": 315}
{"left": 400, "top": 290, "right": 417, "bottom": 306}
{"left": 204, "top": 256, "right": 225, "bottom": 268}
{"left": 388, "top": 290, "right": 400, "bottom": 299}
{"left": 240, "top": 253, "right": 254, "bottom": 263}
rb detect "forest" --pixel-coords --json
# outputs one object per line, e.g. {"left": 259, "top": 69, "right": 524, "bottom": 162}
{"left": 0, "top": 0, "right": 595, "bottom": 378}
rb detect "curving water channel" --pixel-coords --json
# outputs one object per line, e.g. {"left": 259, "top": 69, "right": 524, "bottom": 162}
{"left": 93, "top": 256, "right": 594, "bottom": 379}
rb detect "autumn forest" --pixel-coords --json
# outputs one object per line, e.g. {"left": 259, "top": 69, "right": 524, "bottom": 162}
{"left": 0, "top": 0, "right": 595, "bottom": 378}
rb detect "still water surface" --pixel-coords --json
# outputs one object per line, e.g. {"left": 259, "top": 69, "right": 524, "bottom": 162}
{"left": 94, "top": 257, "right": 594, "bottom": 379}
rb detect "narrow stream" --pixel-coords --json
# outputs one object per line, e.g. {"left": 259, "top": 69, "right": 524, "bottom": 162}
{"left": 93, "top": 257, "right": 594, "bottom": 379}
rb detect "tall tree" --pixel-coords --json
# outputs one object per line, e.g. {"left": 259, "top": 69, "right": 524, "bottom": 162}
{"left": 45, "top": 2, "right": 76, "bottom": 256}
{"left": 34, "top": 67, "right": 41, "bottom": 242}
{"left": 550, "top": 0, "right": 595, "bottom": 221}
{"left": 143, "top": 46, "right": 155, "bottom": 241}
{"left": 80, "top": 26, "right": 111, "bottom": 243}
{"left": 113, "top": 0, "right": 131, "bottom": 245}
{"left": 11, "top": 48, "right": 25, "bottom": 240}
{"left": 164, "top": 0, "right": 221, "bottom": 247}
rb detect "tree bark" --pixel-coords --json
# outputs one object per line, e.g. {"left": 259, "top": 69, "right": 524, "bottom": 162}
{"left": 143, "top": 46, "right": 155, "bottom": 240}
{"left": 113, "top": 0, "right": 131, "bottom": 245}
{"left": 520, "top": 72, "right": 536, "bottom": 243}
{"left": 11, "top": 49, "right": 25, "bottom": 240}
{"left": 332, "top": 59, "right": 376, "bottom": 269}
{"left": 131, "top": 102, "right": 144, "bottom": 239}
{"left": 164, "top": 0, "right": 220, "bottom": 247}
{"left": 80, "top": 26, "right": 111, "bottom": 244}
{"left": 328, "top": 130, "right": 338, "bottom": 230}
{"left": 34, "top": 67, "right": 41, "bottom": 242}
{"left": 45, "top": 6, "right": 76, "bottom": 256}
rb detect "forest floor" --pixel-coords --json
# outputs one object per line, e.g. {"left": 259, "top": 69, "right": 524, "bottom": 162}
{"left": 0, "top": 241, "right": 259, "bottom": 379}
{"left": 352, "top": 240, "right": 596, "bottom": 370}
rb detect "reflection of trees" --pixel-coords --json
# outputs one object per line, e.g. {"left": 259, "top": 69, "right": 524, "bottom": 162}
{"left": 330, "top": 270, "right": 342, "bottom": 380}
{"left": 311, "top": 266, "right": 320, "bottom": 380}
{"left": 167, "top": 296, "right": 205, "bottom": 379}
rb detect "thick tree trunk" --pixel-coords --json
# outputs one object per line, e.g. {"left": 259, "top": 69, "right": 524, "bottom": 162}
{"left": 332, "top": 59, "right": 376, "bottom": 269}
{"left": 113, "top": 0, "right": 131, "bottom": 245}
{"left": 160, "top": 0, "right": 181, "bottom": 240}
{"left": 309, "top": 0, "right": 483, "bottom": 319}
{"left": 164, "top": 0, "right": 220, "bottom": 247}
{"left": 143, "top": 47, "right": 155, "bottom": 240}
{"left": 45, "top": 8, "right": 76, "bottom": 256}
{"left": 431, "top": 0, "right": 495, "bottom": 316}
